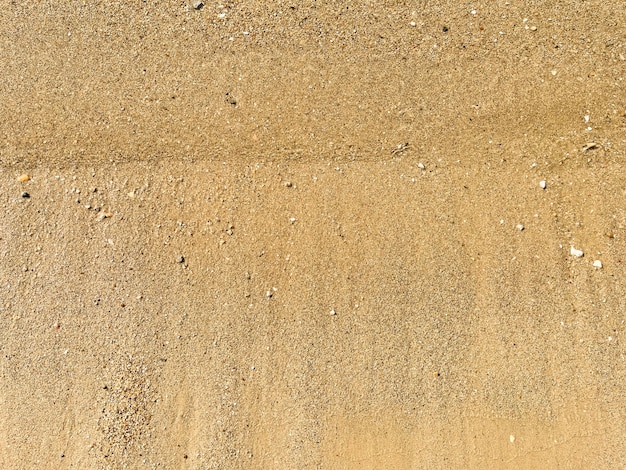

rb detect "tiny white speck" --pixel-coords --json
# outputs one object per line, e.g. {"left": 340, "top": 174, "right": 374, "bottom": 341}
{"left": 570, "top": 246, "right": 584, "bottom": 258}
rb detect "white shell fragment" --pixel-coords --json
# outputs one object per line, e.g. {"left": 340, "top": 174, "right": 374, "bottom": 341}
{"left": 539, "top": 180, "right": 546, "bottom": 189}
{"left": 516, "top": 224, "right": 525, "bottom": 231}
{"left": 570, "top": 246, "right": 584, "bottom": 258}
{"left": 593, "top": 260, "right": 603, "bottom": 268}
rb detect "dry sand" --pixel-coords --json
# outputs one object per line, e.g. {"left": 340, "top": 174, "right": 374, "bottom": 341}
{"left": 1, "top": 1, "right": 626, "bottom": 468}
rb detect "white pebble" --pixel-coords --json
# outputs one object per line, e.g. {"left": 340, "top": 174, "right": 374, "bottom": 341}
{"left": 539, "top": 180, "right": 546, "bottom": 189}
{"left": 330, "top": 309, "right": 336, "bottom": 316}
{"left": 516, "top": 224, "right": 524, "bottom": 231}
{"left": 417, "top": 162, "right": 425, "bottom": 169}
{"left": 410, "top": 21, "right": 416, "bottom": 27}
{"left": 593, "top": 260, "right": 603, "bottom": 268}
{"left": 570, "top": 246, "right": 584, "bottom": 258}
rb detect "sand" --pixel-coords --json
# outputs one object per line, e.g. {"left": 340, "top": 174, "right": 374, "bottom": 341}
{"left": 1, "top": 1, "right": 626, "bottom": 468}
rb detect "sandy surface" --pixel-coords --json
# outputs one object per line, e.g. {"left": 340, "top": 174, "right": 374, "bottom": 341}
{"left": 1, "top": 1, "right": 626, "bottom": 468}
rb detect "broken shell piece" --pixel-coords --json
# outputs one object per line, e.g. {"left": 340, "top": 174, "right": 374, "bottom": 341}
{"left": 582, "top": 142, "right": 598, "bottom": 152}
{"left": 593, "top": 260, "right": 603, "bottom": 268}
{"left": 570, "top": 246, "right": 584, "bottom": 258}
{"left": 539, "top": 180, "right": 546, "bottom": 189}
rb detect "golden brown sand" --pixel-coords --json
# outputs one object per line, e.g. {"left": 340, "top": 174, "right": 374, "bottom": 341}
{"left": 1, "top": 1, "right": 625, "bottom": 468}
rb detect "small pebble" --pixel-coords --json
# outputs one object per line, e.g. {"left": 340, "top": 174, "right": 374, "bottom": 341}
{"left": 192, "top": 0, "right": 204, "bottom": 9}
{"left": 510, "top": 435, "right": 515, "bottom": 443}
{"left": 17, "top": 174, "right": 30, "bottom": 183}
{"left": 417, "top": 162, "right": 425, "bottom": 170}
{"left": 289, "top": 217, "right": 297, "bottom": 224}
{"left": 516, "top": 224, "right": 524, "bottom": 231}
{"left": 284, "top": 181, "right": 293, "bottom": 188}
{"left": 330, "top": 309, "right": 336, "bottom": 316}
{"left": 593, "top": 260, "right": 603, "bottom": 268}
{"left": 21, "top": 192, "right": 30, "bottom": 198}
{"left": 539, "top": 180, "right": 546, "bottom": 189}
{"left": 530, "top": 25, "right": 537, "bottom": 31}
{"left": 570, "top": 246, "right": 584, "bottom": 258}
{"left": 409, "top": 21, "right": 416, "bottom": 27}
{"left": 177, "top": 255, "right": 185, "bottom": 263}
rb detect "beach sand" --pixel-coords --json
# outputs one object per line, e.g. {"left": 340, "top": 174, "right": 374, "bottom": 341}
{"left": 1, "top": 1, "right": 625, "bottom": 468}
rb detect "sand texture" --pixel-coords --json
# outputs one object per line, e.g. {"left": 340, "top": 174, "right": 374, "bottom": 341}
{"left": 1, "top": 1, "right": 626, "bottom": 468}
